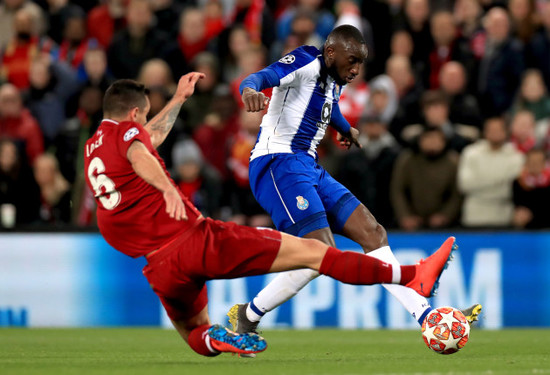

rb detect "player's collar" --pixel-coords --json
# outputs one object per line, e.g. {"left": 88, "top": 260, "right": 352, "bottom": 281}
{"left": 102, "top": 119, "right": 119, "bottom": 125}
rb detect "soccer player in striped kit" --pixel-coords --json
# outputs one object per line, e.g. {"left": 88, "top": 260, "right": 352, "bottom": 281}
{"left": 229, "top": 25, "right": 481, "bottom": 337}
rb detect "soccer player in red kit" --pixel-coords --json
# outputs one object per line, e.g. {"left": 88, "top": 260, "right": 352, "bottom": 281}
{"left": 84, "top": 73, "right": 457, "bottom": 357}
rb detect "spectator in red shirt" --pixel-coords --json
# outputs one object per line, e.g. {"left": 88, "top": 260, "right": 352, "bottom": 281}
{"left": 162, "top": 6, "right": 225, "bottom": 79}
{"left": 86, "top": 0, "right": 126, "bottom": 48}
{"left": 0, "top": 83, "right": 44, "bottom": 164}
{"left": 1, "top": 8, "right": 55, "bottom": 90}
{"left": 56, "top": 6, "right": 98, "bottom": 72}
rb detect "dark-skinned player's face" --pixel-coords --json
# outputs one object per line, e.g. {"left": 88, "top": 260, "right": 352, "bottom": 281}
{"left": 325, "top": 39, "right": 368, "bottom": 85}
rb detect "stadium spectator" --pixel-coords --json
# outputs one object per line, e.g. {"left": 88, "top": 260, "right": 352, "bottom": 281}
{"left": 55, "top": 85, "right": 103, "bottom": 185}
{"left": 226, "top": 109, "right": 271, "bottom": 227}
{"left": 270, "top": 10, "right": 323, "bottom": 63}
{"left": 401, "top": 90, "right": 477, "bottom": 153}
{"left": 230, "top": 46, "right": 269, "bottom": 109}
{"left": 276, "top": 0, "right": 334, "bottom": 42}
{"left": 338, "top": 64, "right": 369, "bottom": 128}
{"left": 512, "top": 148, "right": 550, "bottom": 228}
{"left": 218, "top": 26, "right": 252, "bottom": 84}
{"left": 394, "top": 0, "right": 433, "bottom": 68}
{"left": 33, "top": 153, "right": 71, "bottom": 225}
{"left": 193, "top": 93, "right": 239, "bottom": 180}
{"left": 336, "top": 115, "right": 400, "bottom": 228}
{"left": 54, "top": 6, "right": 98, "bottom": 72}
{"left": 384, "top": 55, "right": 423, "bottom": 143}
{"left": 476, "top": 7, "right": 525, "bottom": 118}
{"left": 45, "top": 0, "right": 77, "bottom": 45}
{"left": 453, "top": 0, "right": 484, "bottom": 41}
{"left": 458, "top": 117, "right": 525, "bottom": 227}
{"left": 162, "top": 6, "right": 224, "bottom": 80}
{"left": 0, "top": 138, "right": 40, "bottom": 226}
{"left": 87, "top": 0, "right": 126, "bottom": 48}
{"left": 391, "top": 127, "right": 461, "bottom": 231}
{"left": 80, "top": 48, "right": 112, "bottom": 92}
{"left": 0, "top": 83, "right": 44, "bottom": 164}
{"left": 1, "top": 8, "right": 55, "bottom": 90}
{"left": 508, "top": 0, "right": 539, "bottom": 43}
{"left": 526, "top": 2, "right": 550, "bottom": 90}
{"left": 24, "top": 56, "right": 80, "bottom": 145}
{"left": 181, "top": 52, "right": 225, "bottom": 134}
{"left": 360, "top": 0, "right": 394, "bottom": 78}
{"left": 510, "top": 69, "right": 550, "bottom": 128}
{"left": 171, "top": 138, "right": 222, "bottom": 219}
{"left": 364, "top": 75, "right": 398, "bottom": 126}
{"left": 107, "top": 0, "right": 166, "bottom": 80}
{"left": 0, "top": 0, "right": 46, "bottom": 51}
{"left": 391, "top": 30, "right": 414, "bottom": 58}
{"left": 439, "top": 61, "right": 482, "bottom": 128}
{"left": 426, "top": 11, "right": 475, "bottom": 90}
{"left": 229, "top": 0, "right": 276, "bottom": 48}
{"left": 150, "top": 0, "right": 182, "bottom": 38}
{"left": 510, "top": 110, "right": 537, "bottom": 153}
{"left": 137, "top": 58, "right": 176, "bottom": 94}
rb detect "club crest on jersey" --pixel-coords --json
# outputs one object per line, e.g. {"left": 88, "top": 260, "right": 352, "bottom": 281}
{"left": 124, "top": 127, "right": 139, "bottom": 142}
{"left": 279, "top": 54, "right": 295, "bottom": 64}
{"left": 296, "top": 196, "right": 309, "bottom": 210}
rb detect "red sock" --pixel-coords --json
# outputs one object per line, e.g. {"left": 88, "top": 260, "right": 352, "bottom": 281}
{"left": 318, "top": 247, "right": 416, "bottom": 285}
{"left": 187, "top": 324, "right": 220, "bottom": 357}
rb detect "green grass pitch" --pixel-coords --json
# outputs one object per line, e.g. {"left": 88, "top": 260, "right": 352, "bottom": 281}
{"left": 1, "top": 328, "right": 549, "bottom": 375}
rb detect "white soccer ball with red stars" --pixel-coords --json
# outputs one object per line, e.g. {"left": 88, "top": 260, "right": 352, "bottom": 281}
{"left": 421, "top": 306, "right": 470, "bottom": 354}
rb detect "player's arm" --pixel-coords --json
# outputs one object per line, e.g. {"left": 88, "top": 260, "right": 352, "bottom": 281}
{"left": 144, "top": 72, "right": 204, "bottom": 148}
{"left": 126, "top": 140, "right": 187, "bottom": 221}
{"left": 331, "top": 103, "right": 361, "bottom": 149}
{"left": 240, "top": 48, "right": 316, "bottom": 112}
{"left": 240, "top": 68, "right": 279, "bottom": 112}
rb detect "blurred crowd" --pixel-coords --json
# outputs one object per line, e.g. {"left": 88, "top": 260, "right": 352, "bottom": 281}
{"left": 1, "top": 0, "right": 550, "bottom": 231}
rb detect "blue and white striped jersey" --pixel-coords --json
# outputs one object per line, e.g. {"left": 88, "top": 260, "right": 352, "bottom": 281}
{"left": 240, "top": 46, "right": 351, "bottom": 161}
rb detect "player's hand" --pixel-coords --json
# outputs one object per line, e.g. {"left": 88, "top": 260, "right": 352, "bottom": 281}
{"left": 337, "top": 127, "right": 362, "bottom": 149}
{"left": 175, "top": 72, "right": 205, "bottom": 101}
{"left": 242, "top": 87, "right": 269, "bottom": 112}
{"left": 163, "top": 187, "right": 187, "bottom": 221}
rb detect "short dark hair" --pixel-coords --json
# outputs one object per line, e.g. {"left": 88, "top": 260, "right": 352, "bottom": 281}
{"left": 103, "top": 79, "right": 149, "bottom": 117}
{"left": 326, "top": 25, "right": 366, "bottom": 46}
{"left": 421, "top": 90, "right": 450, "bottom": 109}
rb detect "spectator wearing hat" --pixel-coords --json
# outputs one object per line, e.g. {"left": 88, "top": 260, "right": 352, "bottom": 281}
{"left": 172, "top": 138, "right": 222, "bottom": 219}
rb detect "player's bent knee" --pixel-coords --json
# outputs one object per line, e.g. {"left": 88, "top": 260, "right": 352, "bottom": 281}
{"left": 362, "top": 222, "right": 388, "bottom": 252}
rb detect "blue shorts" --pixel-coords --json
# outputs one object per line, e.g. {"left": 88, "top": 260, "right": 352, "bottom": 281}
{"left": 249, "top": 153, "right": 360, "bottom": 237}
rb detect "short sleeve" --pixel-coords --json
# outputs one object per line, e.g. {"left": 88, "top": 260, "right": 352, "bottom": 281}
{"left": 117, "top": 121, "right": 154, "bottom": 158}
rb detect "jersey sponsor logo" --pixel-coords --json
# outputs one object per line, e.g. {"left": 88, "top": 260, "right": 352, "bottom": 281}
{"left": 296, "top": 196, "right": 309, "bottom": 210}
{"left": 123, "top": 127, "right": 139, "bottom": 142}
{"left": 316, "top": 102, "right": 332, "bottom": 130}
{"left": 279, "top": 54, "right": 296, "bottom": 64}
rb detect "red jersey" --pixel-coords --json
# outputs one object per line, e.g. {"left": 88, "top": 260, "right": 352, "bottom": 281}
{"left": 84, "top": 119, "right": 202, "bottom": 257}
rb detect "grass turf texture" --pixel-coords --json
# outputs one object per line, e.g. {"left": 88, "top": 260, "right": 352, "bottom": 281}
{"left": 1, "top": 329, "right": 549, "bottom": 375}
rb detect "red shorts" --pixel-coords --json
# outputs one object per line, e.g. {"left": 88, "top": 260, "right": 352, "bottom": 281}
{"left": 142, "top": 218, "right": 282, "bottom": 321}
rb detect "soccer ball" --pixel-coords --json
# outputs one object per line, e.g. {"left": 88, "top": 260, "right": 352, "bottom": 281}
{"left": 421, "top": 306, "right": 470, "bottom": 354}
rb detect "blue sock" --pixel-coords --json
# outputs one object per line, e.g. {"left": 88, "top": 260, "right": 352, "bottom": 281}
{"left": 417, "top": 306, "right": 432, "bottom": 326}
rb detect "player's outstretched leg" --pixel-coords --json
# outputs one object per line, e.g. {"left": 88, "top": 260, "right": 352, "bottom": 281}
{"left": 461, "top": 303, "right": 483, "bottom": 325}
